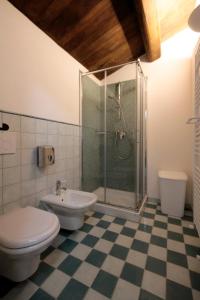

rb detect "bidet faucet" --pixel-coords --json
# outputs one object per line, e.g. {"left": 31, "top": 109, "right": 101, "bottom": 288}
{"left": 56, "top": 180, "right": 67, "bottom": 195}
{"left": 56, "top": 180, "right": 62, "bottom": 195}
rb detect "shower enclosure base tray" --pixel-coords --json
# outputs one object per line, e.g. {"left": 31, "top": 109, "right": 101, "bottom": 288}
{"left": 93, "top": 195, "right": 147, "bottom": 223}
{"left": 93, "top": 187, "right": 137, "bottom": 209}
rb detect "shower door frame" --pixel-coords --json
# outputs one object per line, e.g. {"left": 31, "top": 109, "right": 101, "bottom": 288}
{"left": 80, "top": 59, "right": 147, "bottom": 210}
{"left": 136, "top": 63, "right": 147, "bottom": 204}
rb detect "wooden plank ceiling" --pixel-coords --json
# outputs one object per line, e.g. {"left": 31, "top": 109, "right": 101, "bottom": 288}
{"left": 9, "top": 0, "right": 195, "bottom": 78}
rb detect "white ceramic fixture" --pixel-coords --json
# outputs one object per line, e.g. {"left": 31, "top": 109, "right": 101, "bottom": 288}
{"left": 0, "top": 207, "right": 60, "bottom": 282}
{"left": 41, "top": 190, "right": 97, "bottom": 230}
{"left": 158, "top": 171, "right": 188, "bottom": 218}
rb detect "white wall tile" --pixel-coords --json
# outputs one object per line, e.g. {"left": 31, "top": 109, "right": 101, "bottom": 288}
{"left": 36, "top": 176, "right": 47, "bottom": 193}
{"left": 68, "top": 136, "right": 74, "bottom": 147}
{"left": 35, "top": 166, "right": 48, "bottom": 178}
{"left": 36, "top": 134, "right": 47, "bottom": 146}
{"left": 0, "top": 156, "right": 3, "bottom": 168}
{"left": 0, "top": 187, "right": 2, "bottom": 206}
{"left": 73, "top": 126, "right": 80, "bottom": 136}
{"left": 21, "top": 149, "right": 36, "bottom": 165}
{"left": 0, "top": 170, "right": 2, "bottom": 187}
{"left": 58, "top": 123, "right": 68, "bottom": 135}
{"left": 59, "top": 136, "right": 67, "bottom": 147}
{"left": 48, "top": 121, "right": 58, "bottom": 135}
{"left": 16, "top": 132, "right": 21, "bottom": 148}
{"left": 66, "top": 158, "right": 73, "bottom": 170}
{"left": 2, "top": 113, "right": 20, "bottom": 132}
{"left": 21, "top": 133, "right": 36, "bottom": 149}
{"left": 67, "top": 125, "right": 74, "bottom": 136}
{"left": 21, "top": 116, "right": 36, "bottom": 133}
{"left": 47, "top": 134, "right": 58, "bottom": 147}
{"left": 56, "top": 172, "right": 67, "bottom": 182}
{"left": 3, "top": 183, "right": 21, "bottom": 204}
{"left": 36, "top": 190, "right": 48, "bottom": 207}
{"left": 47, "top": 174, "right": 57, "bottom": 191}
{"left": 36, "top": 119, "right": 47, "bottom": 134}
{"left": 47, "top": 162, "right": 57, "bottom": 175}
{"left": 3, "top": 150, "right": 20, "bottom": 168}
{"left": 3, "top": 167, "right": 21, "bottom": 186}
{"left": 21, "top": 165, "right": 36, "bottom": 181}
{"left": 3, "top": 201, "right": 21, "bottom": 214}
{"left": 21, "top": 179, "right": 36, "bottom": 197}
{"left": 56, "top": 159, "right": 67, "bottom": 173}
{"left": 59, "top": 147, "right": 67, "bottom": 159}
{"left": 21, "top": 194, "right": 36, "bottom": 207}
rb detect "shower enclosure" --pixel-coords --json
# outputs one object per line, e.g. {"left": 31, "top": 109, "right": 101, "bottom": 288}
{"left": 80, "top": 61, "right": 147, "bottom": 218}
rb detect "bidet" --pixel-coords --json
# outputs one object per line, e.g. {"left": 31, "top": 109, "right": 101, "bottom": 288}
{"left": 40, "top": 189, "right": 97, "bottom": 230}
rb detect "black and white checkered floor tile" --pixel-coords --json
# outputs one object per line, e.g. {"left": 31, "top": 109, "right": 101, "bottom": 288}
{"left": 1, "top": 202, "right": 200, "bottom": 300}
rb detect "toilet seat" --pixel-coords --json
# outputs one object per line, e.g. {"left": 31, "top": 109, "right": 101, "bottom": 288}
{"left": 0, "top": 226, "right": 59, "bottom": 256}
{"left": 0, "top": 207, "right": 59, "bottom": 249}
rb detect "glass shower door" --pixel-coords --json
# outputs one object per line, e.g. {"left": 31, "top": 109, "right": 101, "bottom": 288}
{"left": 81, "top": 73, "right": 105, "bottom": 196}
{"left": 105, "top": 79, "right": 138, "bottom": 209}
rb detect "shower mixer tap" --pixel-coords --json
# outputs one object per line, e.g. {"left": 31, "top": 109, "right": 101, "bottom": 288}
{"left": 115, "top": 129, "right": 126, "bottom": 142}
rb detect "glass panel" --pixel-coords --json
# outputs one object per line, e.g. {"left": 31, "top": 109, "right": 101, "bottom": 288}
{"left": 105, "top": 79, "right": 138, "bottom": 209}
{"left": 81, "top": 73, "right": 105, "bottom": 198}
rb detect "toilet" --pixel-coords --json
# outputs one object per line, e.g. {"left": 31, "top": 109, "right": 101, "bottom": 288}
{"left": 0, "top": 206, "right": 60, "bottom": 282}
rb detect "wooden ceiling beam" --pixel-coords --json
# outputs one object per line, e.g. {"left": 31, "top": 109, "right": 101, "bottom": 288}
{"left": 135, "top": 0, "right": 161, "bottom": 61}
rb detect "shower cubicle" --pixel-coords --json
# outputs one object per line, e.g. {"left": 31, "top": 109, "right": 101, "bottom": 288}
{"left": 80, "top": 60, "right": 147, "bottom": 219}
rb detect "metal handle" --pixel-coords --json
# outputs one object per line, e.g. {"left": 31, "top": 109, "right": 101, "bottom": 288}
{"left": 96, "top": 130, "right": 112, "bottom": 135}
{"left": 186, "top": 117, "right": 200, "bottom": 124}
{"left": 96, "top": 131, "right": 106, "bottom": 135}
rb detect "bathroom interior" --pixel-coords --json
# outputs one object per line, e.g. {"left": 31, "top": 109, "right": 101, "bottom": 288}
{"left": 0, "top": 0, "right": 200, "bottom": 299}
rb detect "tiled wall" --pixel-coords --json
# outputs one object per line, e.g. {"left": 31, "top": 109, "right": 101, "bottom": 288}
{"left": 0, "top": 111, "right": 81, "bottom": 214}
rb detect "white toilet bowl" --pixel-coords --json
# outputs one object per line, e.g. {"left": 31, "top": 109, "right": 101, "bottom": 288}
{"left": 41, "top": 189, "right": 97, "bottom": 230}
{"left": 0, "top": 206, "right": 60, "bottom": 282}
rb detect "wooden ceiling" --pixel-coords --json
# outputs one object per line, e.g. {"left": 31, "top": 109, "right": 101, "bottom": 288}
{"left": 9, "top": 0, "right": 195, "bottom": 77}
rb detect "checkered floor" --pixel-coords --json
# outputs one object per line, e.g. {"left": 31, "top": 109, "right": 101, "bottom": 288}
{"left": 1, "top": 202, "right": 200, "bottom": 300}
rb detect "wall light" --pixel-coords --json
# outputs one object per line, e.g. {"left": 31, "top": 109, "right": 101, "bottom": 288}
{"left": 188, "top": 5, "right": 200, "bottom": 32}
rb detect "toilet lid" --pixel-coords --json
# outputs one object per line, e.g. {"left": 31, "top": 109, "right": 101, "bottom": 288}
{"left": 0, "top": 207, "right": 59, "bottom": 249}
{"left": 158, "top": 171, "right": 188, "bottom": 181}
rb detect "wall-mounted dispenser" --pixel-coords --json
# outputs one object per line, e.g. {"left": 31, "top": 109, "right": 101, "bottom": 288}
{"left": 37, "top": 146, "right": 55, "bottom": 168}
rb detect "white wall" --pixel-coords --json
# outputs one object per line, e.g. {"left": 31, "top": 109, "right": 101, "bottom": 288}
{"left": 0, "top": 0, "right": 87, "bottom": 125}
{"left": 106, "top": 29, "right": 199, "bottom": 204}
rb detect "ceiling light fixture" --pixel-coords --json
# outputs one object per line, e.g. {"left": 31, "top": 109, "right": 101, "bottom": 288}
{"left": 188, "top": 5, "right": 200, "bottom": 32}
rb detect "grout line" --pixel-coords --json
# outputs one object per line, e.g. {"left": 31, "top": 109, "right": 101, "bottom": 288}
{"left": 0, "top": 110, "right": 80, "bottom": 127}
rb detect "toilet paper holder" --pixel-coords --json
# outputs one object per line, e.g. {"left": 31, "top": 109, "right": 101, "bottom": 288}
{"left": 37, "top": 146, "right": 55, "bottom": 168}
